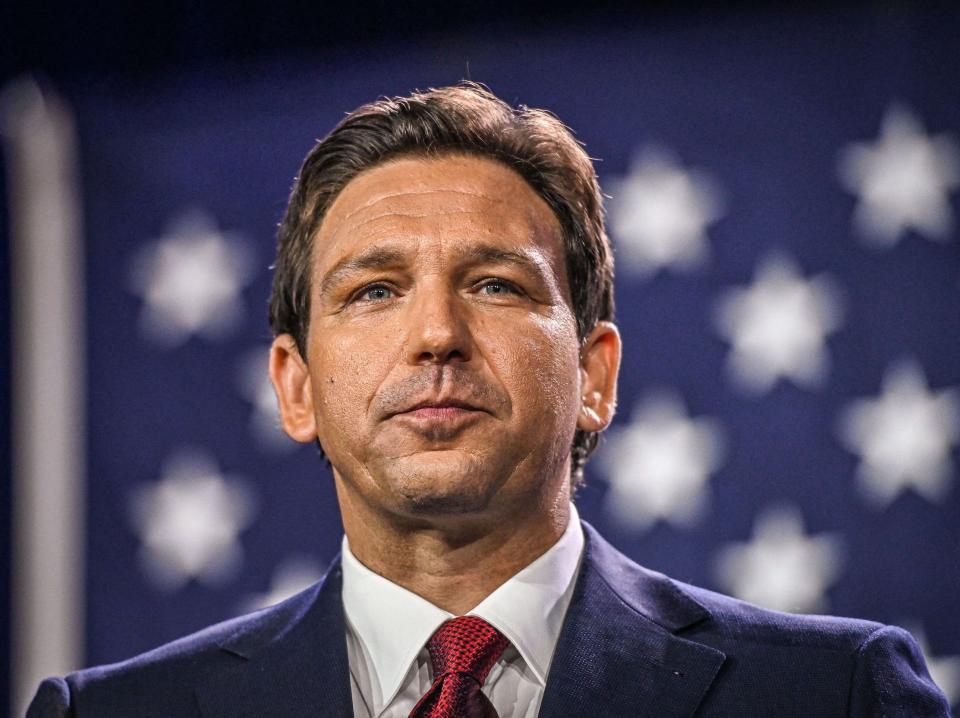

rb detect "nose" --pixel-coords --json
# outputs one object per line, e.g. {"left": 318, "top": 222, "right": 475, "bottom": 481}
{"left": 404, "top": 284, "right": 474, "bottom": 365}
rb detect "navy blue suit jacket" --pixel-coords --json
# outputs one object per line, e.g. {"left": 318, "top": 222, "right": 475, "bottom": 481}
{"left": 28, "top": 523, "right": 952, "bottom": 717}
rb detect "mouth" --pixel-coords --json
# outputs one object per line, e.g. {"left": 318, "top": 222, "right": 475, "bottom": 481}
{"left": 403, "top": 398, "right": 483, "bottom": 413}
{"left": 387, "top": 398, "right": 488, "bottom": 432}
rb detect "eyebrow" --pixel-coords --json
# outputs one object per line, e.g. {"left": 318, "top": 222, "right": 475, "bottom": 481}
{"left": 318, "top": 245, "right": 407, "bottom": 297}
{"left": 459, "top": 244, "right": 545, "bottom": 275}
{"left": 318, "top": 242, "right": 548, "bottom": 298}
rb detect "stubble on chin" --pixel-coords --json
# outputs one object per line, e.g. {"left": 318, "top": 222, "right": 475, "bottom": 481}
{"left": 369, "top": 449, "right": 507, "bottom": 517}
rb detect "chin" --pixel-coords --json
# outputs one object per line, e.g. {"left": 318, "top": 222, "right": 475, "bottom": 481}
{"left": 395, "top": 491, "right": 490, "bottom": 517}
{"left": 378, "top": 451, "right": 506, "bottom": 517}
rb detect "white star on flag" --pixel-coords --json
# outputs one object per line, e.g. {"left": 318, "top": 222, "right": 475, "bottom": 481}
{"left": 837, "top": 360, "right": 960, "bottom": 506}
{"left": 608, "top": 147, "right": 725, "bottom": 277}
{"left": 239, "top": 557, "right": 326, "bottom": 614}
{"left": 714, "top": 505, "right": 842, "bottom": 614}
{"left": 599, "top": 392, "right": 724, "bottom": 531}
{"left": 237, "top": 346, "right": 297, "bottom": 452}
{"left": 714, "top": 254, "right": 843, "bottom": 395}
{"left": 838, "top": 105, "right": 960, "bottom": 246}
{"left": 130, "top": 209, "right": 254, "bottom": 347}
{"left": 130, "top": 449, "right": 257, "bottom": 590}
{"left": 905, "top": 624, "right": 960, "bottom": 708}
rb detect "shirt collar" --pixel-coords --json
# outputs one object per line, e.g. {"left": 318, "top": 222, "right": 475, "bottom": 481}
{"left": 341, "top": 537, "right": 451, "bottom": 713}
{"left": 468, "top": 503, "right": 584, "bottom": 684}
{"left": 341, "top": 503, "right": 584, "bottom": 711}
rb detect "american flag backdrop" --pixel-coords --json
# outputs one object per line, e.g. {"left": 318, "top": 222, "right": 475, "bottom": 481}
{"left": 4, "top": 4, "right": 960, "bottom": 714}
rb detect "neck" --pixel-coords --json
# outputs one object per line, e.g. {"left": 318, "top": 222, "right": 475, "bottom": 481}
{"left": 337, "top": 479, "right": 571, "bottom": 615}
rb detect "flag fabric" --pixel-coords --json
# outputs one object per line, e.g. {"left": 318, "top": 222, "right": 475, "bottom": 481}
{"left": 13, "top": 4, "right": 960, "bottom": 710}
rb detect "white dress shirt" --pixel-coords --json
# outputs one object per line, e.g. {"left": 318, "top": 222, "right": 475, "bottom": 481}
{"left": 341, "top": 503, "right": 585, "bottom": 718}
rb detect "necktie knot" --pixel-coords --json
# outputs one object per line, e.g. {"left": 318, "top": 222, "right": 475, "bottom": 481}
{"left": 427, "top": 616, "right": 509, "bottom": 685}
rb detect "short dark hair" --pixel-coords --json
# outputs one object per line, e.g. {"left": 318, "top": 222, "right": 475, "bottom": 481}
{"left": 269, "top": 82, "right": 615, "bottom": 484}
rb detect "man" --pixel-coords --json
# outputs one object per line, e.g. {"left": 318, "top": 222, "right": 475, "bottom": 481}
{"left": 28, "top": 84, "right": 950, "bottom": 717}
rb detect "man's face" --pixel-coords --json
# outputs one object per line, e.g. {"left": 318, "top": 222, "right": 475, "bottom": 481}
{"left": 272, "top": 154, "right": 616, "bottom": 524}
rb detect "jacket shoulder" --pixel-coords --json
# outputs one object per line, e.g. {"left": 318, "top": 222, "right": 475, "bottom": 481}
{"left": 677, "top": 579, "right": 883, "bottom": 650}
{"left": 26, "top": 581, "right": 324, "bottom": 718}
{"left": 668, "top": 580, "right": 950, "bottom": 715}
{"left": 581, "top": 524, "right": 950, "bottom": 715}
{"left": 583, "top": 521, "right": 882, "bottom": 651}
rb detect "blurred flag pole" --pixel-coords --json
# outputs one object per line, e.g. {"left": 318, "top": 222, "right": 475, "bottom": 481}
{"left": 1, "top": 78, "right": 86, "bottom": 716}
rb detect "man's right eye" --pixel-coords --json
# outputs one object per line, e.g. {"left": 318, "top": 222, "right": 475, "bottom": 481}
{"left": 355, "top": 284, "right": 394, "bottom": 302}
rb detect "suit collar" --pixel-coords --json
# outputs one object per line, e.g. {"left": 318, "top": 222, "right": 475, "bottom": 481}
{"left": 577, "top": 522, "right": 710, "bottom": 633}
{"left": 191, "top": 521, "right": 725, "bottom": 718}
{"left": 539, "top": 522, "right": 726, "bottom": 718}
{"left": 194, "top": 559, "right": 353, "bottom": 718}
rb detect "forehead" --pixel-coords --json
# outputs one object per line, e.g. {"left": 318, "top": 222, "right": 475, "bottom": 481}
{"left": 313, "top": 154, "right": 565, "bottom": 275}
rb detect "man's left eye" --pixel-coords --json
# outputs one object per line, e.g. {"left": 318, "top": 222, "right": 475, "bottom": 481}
{"left": 481, "top": 280, "right": 518, "bottom": 296}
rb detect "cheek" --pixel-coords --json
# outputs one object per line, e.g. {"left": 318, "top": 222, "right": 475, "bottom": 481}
{"left": 309, "top": 328, "right": 398, "bottom": 429}
{"left": 494, "top": 314, "right": 581, "bottom": 422}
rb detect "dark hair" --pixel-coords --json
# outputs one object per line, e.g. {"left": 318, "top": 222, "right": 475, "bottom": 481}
{"left": 269, "top": 82, "right": 614, "bottom": 484}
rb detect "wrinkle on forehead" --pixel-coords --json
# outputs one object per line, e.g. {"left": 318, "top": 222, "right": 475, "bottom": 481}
{"left": 347, "top": 209, "right": 493, "bottom": 235}
{"left": 338, "top": 188, "right": 500, "bottom": 225}
{"left": 313, "top": 154, "right": 569, "bottom": 296}
{"left": 319, "top": 155, "right": 555, "bottom": 240}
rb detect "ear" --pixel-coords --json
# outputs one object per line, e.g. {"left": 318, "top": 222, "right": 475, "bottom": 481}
{"left": 577, "top": 321, "right": 621, "bottom": 433}
{"left": 269, "top": 334, "right": 318, "bottom": 443}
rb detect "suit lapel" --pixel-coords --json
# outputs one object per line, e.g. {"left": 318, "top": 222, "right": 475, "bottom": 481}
{"left": 539, "top": 523, "right": 725, "bottom": 718}
{"left": 194, "top": 559, "right": 353, "bottom": 718}
{"left": 191, "top": 523, "right": 725, "bottom": 718}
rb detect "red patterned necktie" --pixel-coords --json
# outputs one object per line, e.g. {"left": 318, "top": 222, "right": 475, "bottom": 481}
{"left": 409, "top": 616, "right": 510, "bottom": 718}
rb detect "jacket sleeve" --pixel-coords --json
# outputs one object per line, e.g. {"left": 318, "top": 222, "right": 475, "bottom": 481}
{"left": 24, "top": 677, "right": 73, "bottom": 718}
{"left": 848, "top": 625, "right": 953, "bottom": 717}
